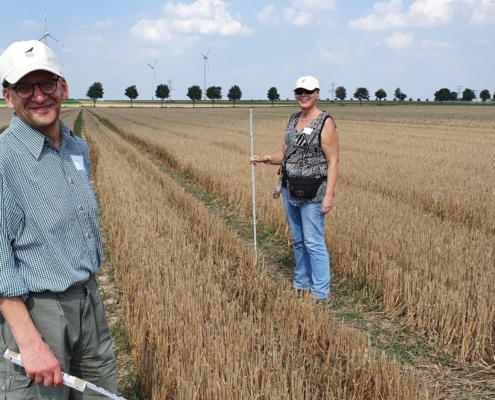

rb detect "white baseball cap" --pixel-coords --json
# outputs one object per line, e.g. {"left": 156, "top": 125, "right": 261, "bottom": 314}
{"left": 294, "top": 76, "right": 320, "bottom": 91}
{"left": 0, "top": 40, "right": 63, "bottom": 85}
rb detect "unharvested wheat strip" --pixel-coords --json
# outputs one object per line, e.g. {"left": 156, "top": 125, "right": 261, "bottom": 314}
{"left": 82, "top": 109, "right": 429, "bottom": 399}
{"left": 60, "top": 108, "right": 79, "bottom": 131}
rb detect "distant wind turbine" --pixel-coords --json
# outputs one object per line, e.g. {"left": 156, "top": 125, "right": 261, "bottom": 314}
{"left": 146, "top": 59, "right": 158, "bottom": 101}
{"left": 199, "top": 47, "right": 211, "bottom": 100}
{"left": 39, "top": 10, "right": 65, "bottom": 48}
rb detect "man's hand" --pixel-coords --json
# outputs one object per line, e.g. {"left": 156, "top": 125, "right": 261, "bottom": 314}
{"left": 0, "top": 296, "right": 63, "bottom": 387}
{"left": 21, "top": 342, "right": 63, "bottom": 387}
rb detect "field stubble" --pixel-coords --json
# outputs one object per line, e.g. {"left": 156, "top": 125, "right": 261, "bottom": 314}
{"left": 87, "top": 106, "right": 495, "bottom": 368}
{"left": 82, "top": 109, "right": 427, "bottom": 399}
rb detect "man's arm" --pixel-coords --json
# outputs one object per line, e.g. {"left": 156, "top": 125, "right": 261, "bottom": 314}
{"left": 0, "top": 174, "right": 62, "bottom": 387}
{"left": 0, "top": 297, "right": 63, "bottom": 387}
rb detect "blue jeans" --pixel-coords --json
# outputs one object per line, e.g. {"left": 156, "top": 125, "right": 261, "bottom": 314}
{"left": 282, "top": 188, "right": 330, "bottom": 300}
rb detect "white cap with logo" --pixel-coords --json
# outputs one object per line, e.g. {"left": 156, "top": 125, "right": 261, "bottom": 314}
{"left": 294, "top": 76, "right": 320, "bottom": 91}
{"left": 0, "top": 40, "right": 63, "bottom": 85}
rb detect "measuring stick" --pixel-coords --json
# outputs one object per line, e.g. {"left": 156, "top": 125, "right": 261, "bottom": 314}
{"left": 249, "top": 109, "right": 258, "bottom": 265}
{"left": 4, "top": 349, "right": 127, "bottom": 400}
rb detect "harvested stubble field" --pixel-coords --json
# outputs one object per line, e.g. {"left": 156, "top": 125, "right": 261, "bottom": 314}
{"left": 79, "top": 105, "right": 494, "bottom": 399}
{"left": 82, "top": 109, "right": 426, "bottom": 399}
{"left": 0, "top": 107, "right": 79, "bottom": 133}
{"left": 0, "top": 108, "right": 13, "bottom": 133}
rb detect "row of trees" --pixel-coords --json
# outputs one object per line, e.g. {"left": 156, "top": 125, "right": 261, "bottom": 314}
{"left": 334, "top": 86, "right": 494, "bottom": 105}
{"left": 86, "top": 82, "right": 244, "bottom": 108}
{"left": 186, "top": 85, "right": 243, "bottom": 107}
{"left": 86, "top": 82, "right": 494, "bottom": 107}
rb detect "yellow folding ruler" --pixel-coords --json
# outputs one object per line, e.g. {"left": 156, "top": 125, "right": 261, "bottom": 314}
{"left": 4, "top": 349, "right": 127, "bottom": 400}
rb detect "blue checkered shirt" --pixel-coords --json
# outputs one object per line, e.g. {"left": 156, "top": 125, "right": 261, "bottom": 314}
{"left": 0, "top": 114, "right": 102, "bottom": 298}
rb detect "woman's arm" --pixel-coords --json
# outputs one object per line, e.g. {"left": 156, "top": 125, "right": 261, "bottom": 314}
{"left": 320, "top": 119, "right": 339, "bottom": 214}
{"left": 250, "top": 150, "right": 285, "bottom": 165}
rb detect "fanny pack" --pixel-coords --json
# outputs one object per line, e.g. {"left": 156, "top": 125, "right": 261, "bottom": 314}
{"left": 287, "top": 176, "right": 326, "bottom": 199}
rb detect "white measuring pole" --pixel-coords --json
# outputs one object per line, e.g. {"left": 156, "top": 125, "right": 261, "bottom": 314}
{"left": 4, "top": 349, "right": 127, "bottom": 400}
{"left": 249, "top": 109, "right": 258, "bottom": 265}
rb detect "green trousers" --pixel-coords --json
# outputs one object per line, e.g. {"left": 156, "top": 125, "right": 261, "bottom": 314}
{"left": 0, "top": 277, "right": 118, "bottom": 399}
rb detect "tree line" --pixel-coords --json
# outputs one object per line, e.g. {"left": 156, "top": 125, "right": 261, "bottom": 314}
{"left": 334, "top": 87, "right": 494, "bottom": 105}
{"left": 86, "top": 82, "right": 494, "bottom": 107}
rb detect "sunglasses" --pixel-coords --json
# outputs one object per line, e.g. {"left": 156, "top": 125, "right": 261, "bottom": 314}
{"left": 294, "top": 88, "right": 316, "bottom": 95}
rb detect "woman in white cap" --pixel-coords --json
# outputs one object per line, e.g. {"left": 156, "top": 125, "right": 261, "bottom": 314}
{"left": 251, "top": 76, "right": 339, "bottom": 308}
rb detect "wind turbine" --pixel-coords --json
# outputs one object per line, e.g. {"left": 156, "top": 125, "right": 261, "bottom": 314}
{"left": 199, "top": 47, "right": 211, "bottom": 100}
{"left": 146, "top": 59, "right": 158, "bottom": 101}
{"left": 39, "top": 10, "right": 65, "bottom": 48}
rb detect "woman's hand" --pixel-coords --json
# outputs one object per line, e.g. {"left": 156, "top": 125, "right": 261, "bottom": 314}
{"left": 321, "top": 193, "right": 334, "bottom": 215}
{"left": 250, "top": 155, "right": 271, "bottom": 165}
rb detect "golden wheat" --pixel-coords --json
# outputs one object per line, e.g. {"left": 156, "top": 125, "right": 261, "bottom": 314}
{"left": 87, "top": 106, "right": 495, "bottom": 364}
{"left": 83, "top": 109, "right": 428, "bottom": 399}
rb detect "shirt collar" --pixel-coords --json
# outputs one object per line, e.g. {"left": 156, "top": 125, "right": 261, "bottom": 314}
{"left": 9, "top": 113, "right": 74, "bottom": 160}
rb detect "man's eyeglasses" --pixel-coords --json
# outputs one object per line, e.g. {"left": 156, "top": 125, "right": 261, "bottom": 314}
{"left": 9, "top": 77, "right": 60, "bottom": 99}
{"left": 294, "top": 88, "right": 316, "bottom": 95}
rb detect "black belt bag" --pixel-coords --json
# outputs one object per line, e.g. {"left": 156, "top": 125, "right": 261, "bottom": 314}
{"left": 287, "top": 176, "right": 326, "bottom": 199}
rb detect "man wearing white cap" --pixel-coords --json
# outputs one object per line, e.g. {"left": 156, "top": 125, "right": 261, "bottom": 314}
{"left": 0, "top": 40, "right": 117, "bottom": 398}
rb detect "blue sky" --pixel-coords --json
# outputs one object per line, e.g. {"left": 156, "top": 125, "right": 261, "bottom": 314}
{"left": 1, "top": 0, "right": 494, "bottom": 101}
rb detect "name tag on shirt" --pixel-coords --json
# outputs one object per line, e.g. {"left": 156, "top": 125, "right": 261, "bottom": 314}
{"left": 302, "top": 127, "right": 313, "bottom": 135}
{"left": 70, "top": 155, "right": 85, "bottom": 171}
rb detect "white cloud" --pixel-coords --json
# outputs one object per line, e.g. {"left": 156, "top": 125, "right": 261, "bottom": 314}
{"left": 420, "top": 38, "right": 458, "bottom": 49}
{"left": 131, "top": 0, "right": 251, "bottom": 42}
{"left": 312, "top": 39, "right": 346, "bottom": 64}
{"left": 349, "top": 12, "right": 406, "bottom": 30}
{"left": 350, "top": 0, "right": 463, "bottom": 30}
{"left": 409, "top": 0, "right": 456, "bottom": 26}
{"left": 257, "top": 4, "right": 280, "bottom": 24}
{"left": 131, "top": 19, "right": 173, "bottom": 42}
{"left": 93, "top": 18, "right": 115, "bottom": 29}
{"left": 384, "top": 31, "right": 415, "bottom": 49}
{"left": 284, "top": 8, "right": 312, "bottom": 26}
{"left": 291, "top": 0, "right": 336, "bottom": 10}
{"left": 470, "top": 0, "right": 495, "bottom": 24}
{"left": 260, "top": 0, "right": 336, "bottom": 26}
{"left": 21, "top": 19, "right": 39, "bottom": 30}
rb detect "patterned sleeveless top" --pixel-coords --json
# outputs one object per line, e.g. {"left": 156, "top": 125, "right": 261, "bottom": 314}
{"left": 280, "top": 111, "right": 335, "bottom": 206}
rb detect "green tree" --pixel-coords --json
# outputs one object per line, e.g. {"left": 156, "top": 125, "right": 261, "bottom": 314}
{"left": 394, "top": 87, "right": 407, "bottom": 104}
{"left": 461, "top": 88, "right": 475, "bottom": 104}
{"left": 155, "top": 84, "right": 170, "bottom": 107}
{"left": 434, "top": 88, "right": 452, "bottom": 105}
{"left": 479, "top": 89, "right": 491, "bottom": 104}
{"left": 450, "top": 91, "right": 458, "bottom": 104}
{"left": 375, "top": 88, "right": 386, "bottom": 105}
{"left": 86, "top": 82, "right": 104, "bottom": 107}
{"left": 353, "top": 87, "right": 369, "bottom": 106}
{"left": 335, "top": 86, "right": 346, "bottom": 105}
{"left": 124, "top": 85, "right": 138, "bottom": 107}
{"left": 228, "top": 85, "right": 242, "bottom": 107}
{"left": 187, "top": 85, "right": 202, "bottom": 107}
{"left": 267, "top": 87, "right": 280, "bottom": 106}
{"left": 206, "top": 86, "right": 222, "bottom": 107}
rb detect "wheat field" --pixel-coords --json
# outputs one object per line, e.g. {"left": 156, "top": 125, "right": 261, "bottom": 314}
{"left": 3, "top": 103, "right": 490, "bottom": 397}
{"left": 81, "top": 107, "right": 430, "bottom": 399}
{"left": 85, "top": 105, "right": 494, "bottom": 367}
